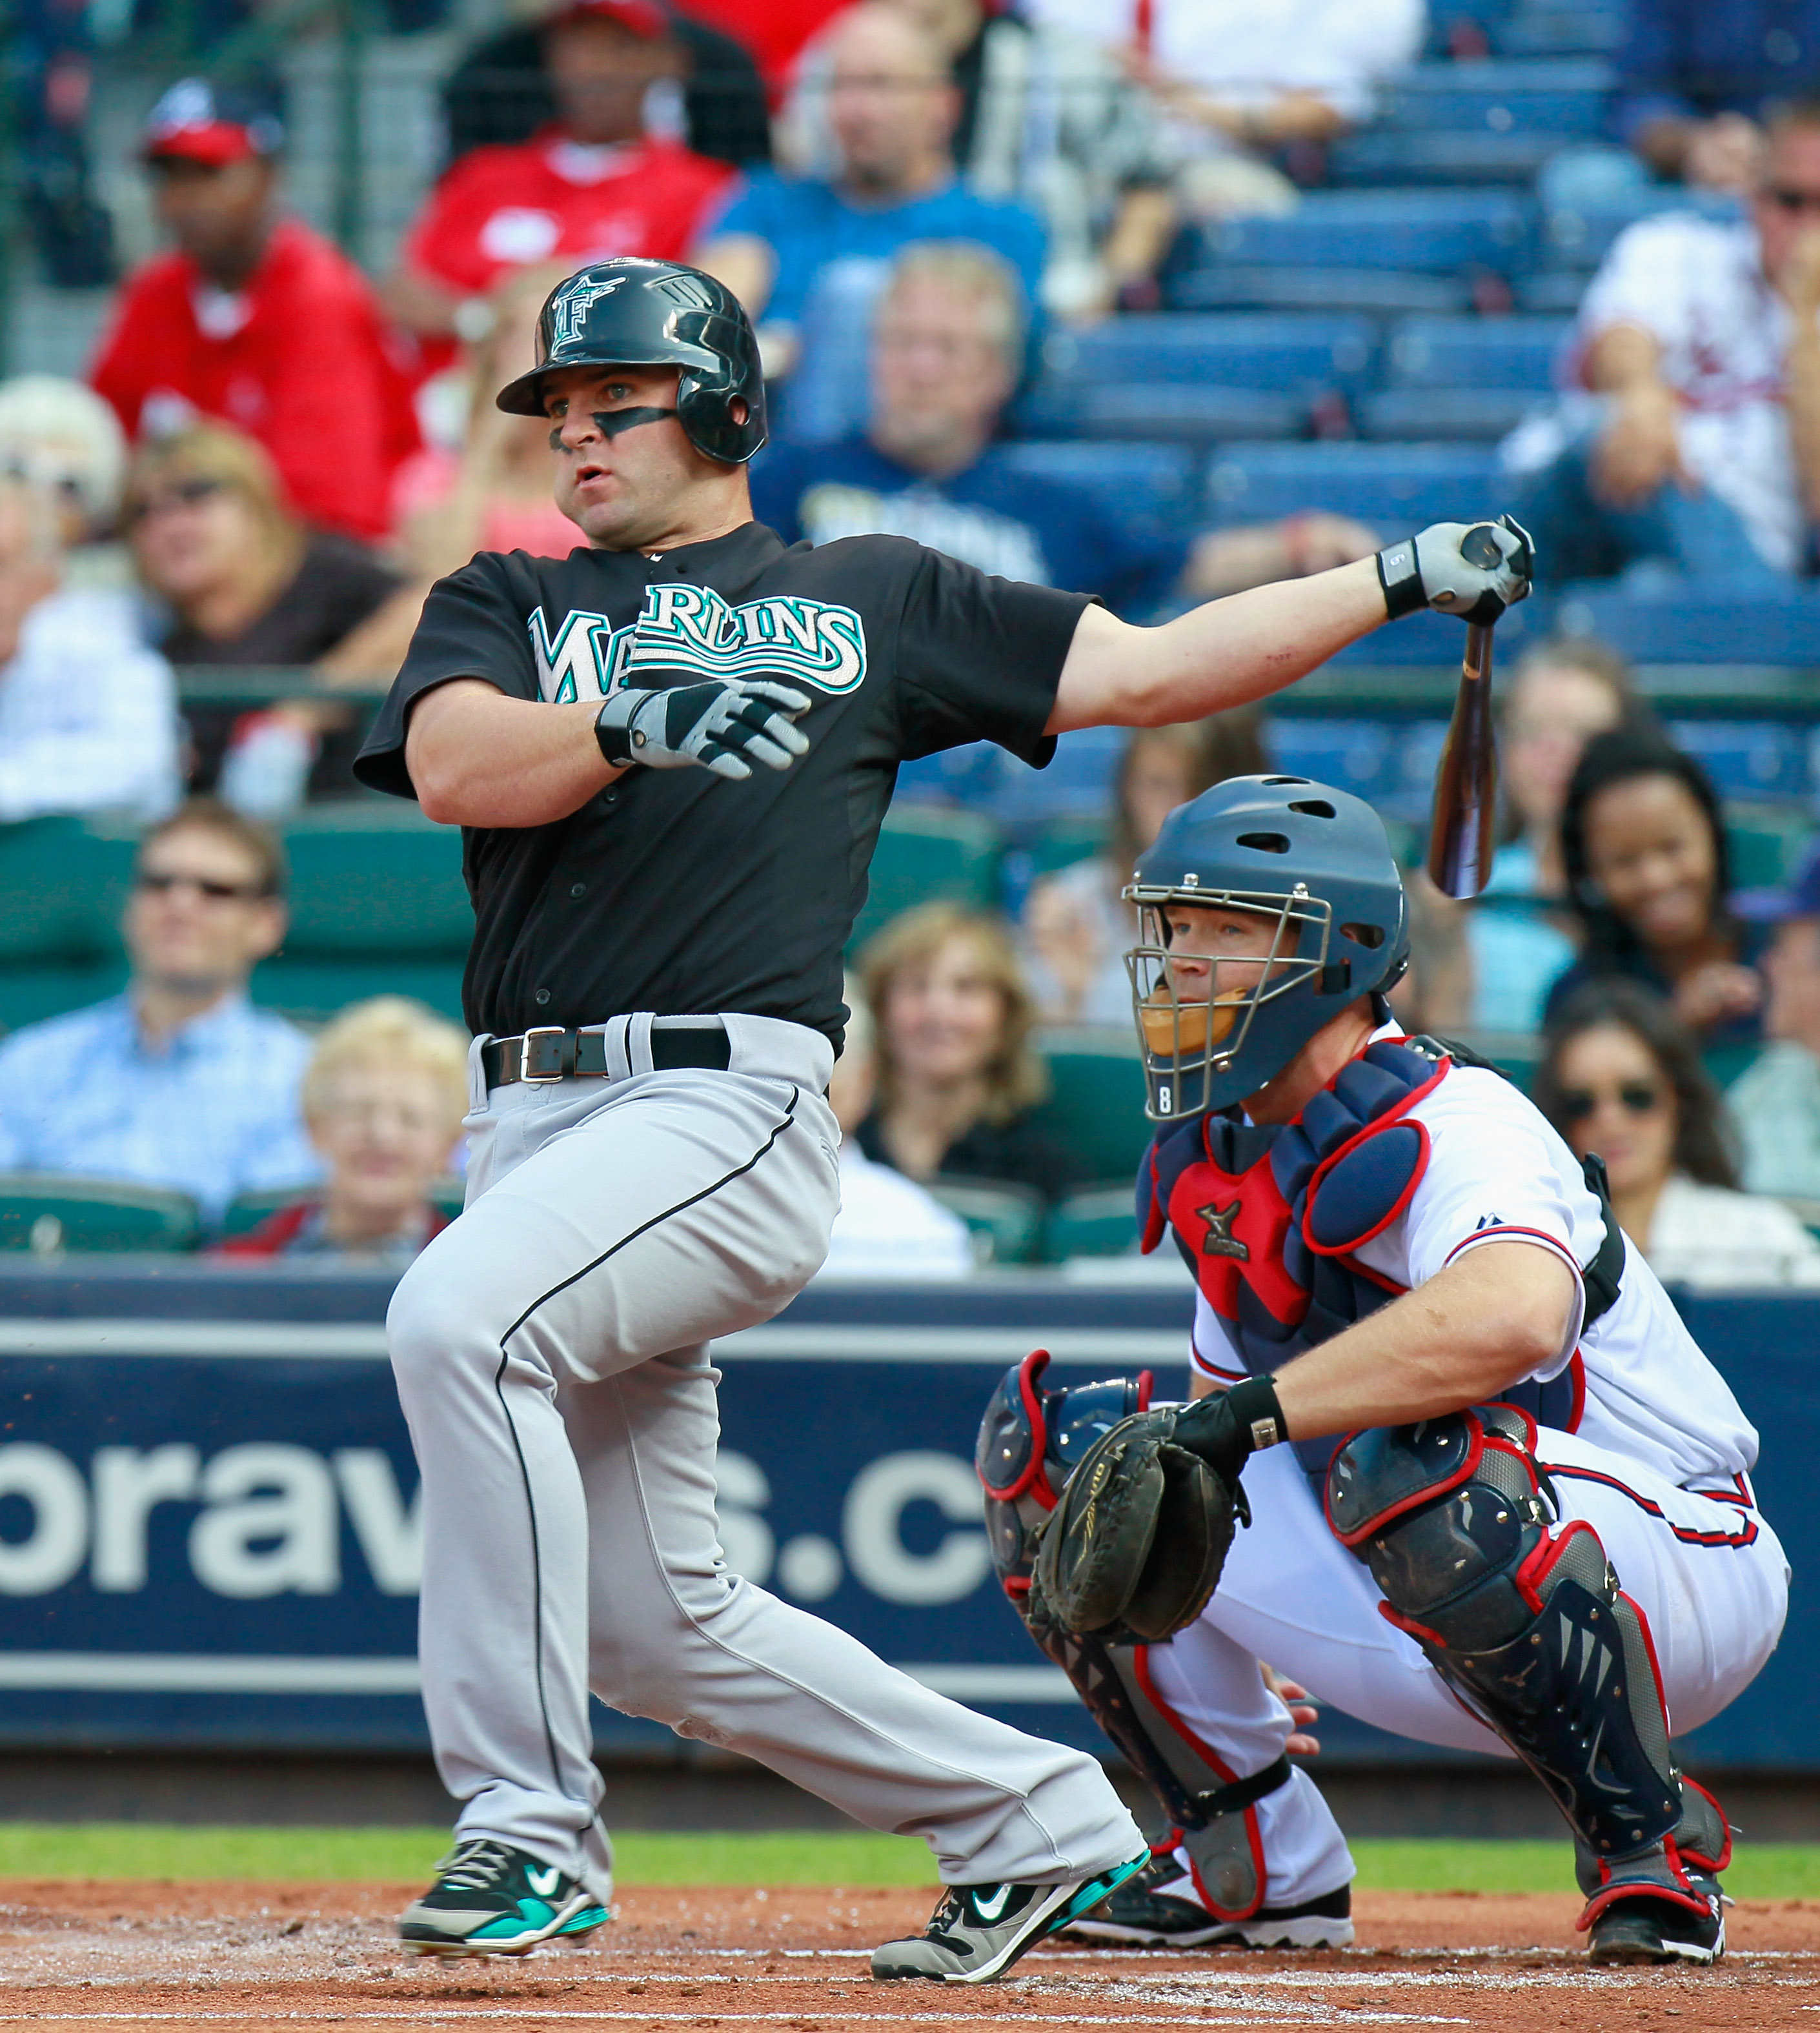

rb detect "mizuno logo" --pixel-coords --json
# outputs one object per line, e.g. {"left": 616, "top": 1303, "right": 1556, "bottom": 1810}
{"left": 525, "top": 1865, "right": 563, "bottom": 1897}
{"left": 971, "top": 1885, "right": 1015, "bottom": 1922}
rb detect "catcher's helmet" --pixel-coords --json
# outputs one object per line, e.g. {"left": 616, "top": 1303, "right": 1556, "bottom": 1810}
{"left": 495, "top": 257, "right": 767, "bottom": 465}
{"left": 1124, "top": 775, "right": 1408, "bottom": 1121}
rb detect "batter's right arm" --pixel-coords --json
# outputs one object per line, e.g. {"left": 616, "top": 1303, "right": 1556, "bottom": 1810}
{"left": 407, "top": 680, "right": 624, "bottom": 828}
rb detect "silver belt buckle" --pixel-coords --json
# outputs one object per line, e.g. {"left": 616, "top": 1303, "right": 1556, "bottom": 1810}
{"left": 519, "top": 1026, "right": 567, "bottom": 1084}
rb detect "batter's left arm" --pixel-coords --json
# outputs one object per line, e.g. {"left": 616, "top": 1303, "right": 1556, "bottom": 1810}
{"left": 1048, "top": 519, "right": 1532, "bottom": 733}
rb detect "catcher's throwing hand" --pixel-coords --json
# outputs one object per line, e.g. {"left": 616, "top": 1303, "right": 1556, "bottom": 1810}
{"left": 1376, "top": 514, "right": 1533, "bottom": 625}
{"left": 1264, "top": 1665, "right": 1322, "bottom": 1756}
{"left": 595, "top": 677, "right": 812, "bottom": 780}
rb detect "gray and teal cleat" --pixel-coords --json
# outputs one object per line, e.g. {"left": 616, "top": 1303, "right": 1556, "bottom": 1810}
{"left": 398, "top": 1837, "right": 607, "bottom": 1957}
{"left": 871, "top": 1854, "right": 1149, "bottom": 1983}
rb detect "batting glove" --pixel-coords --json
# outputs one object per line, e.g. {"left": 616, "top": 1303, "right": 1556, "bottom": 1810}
{"left": 1377, "top": 514, "right": 1535, "bottom": 625}
{"left": 594, "top": 677, "right": 812, "bottom": 782}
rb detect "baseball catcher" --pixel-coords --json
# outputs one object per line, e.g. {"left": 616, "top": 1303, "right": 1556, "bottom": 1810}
{"left": 979, "top": 778, "right": 1787, "bottom": 1963}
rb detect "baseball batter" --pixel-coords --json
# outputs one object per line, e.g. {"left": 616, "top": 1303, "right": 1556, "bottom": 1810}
{"left": 350, "top": 256, "right": 1534, "bottom": 1982}
{"left": 978, "top": 779, "right": 1788, "bottom": 1965}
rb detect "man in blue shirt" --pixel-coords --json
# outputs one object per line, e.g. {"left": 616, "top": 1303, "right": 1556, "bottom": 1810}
{"left": 0, "top": 799, "right": 319, "bottom": 1221}
{"left": 691, "top": 3, "right": 1046, "bottom": 441}
{"left": 749, "top": 240, "right": 1378, "bottom": 616}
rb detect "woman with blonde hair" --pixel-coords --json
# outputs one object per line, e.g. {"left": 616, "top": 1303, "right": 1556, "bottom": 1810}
{"left": 219, "top": 996, "right": 470, "bottom": 1266}
{"left": 856, "top": 901, "right": 1086, "bottom": 1202}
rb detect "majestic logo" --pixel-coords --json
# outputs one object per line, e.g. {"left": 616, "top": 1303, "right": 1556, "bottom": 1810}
{"left": 1198, "top": 1200, "right": 1249, "bottom": 1262}
{"left": 547, "top": 272, "right": 625, "bottom": 348}
{"left": 529, "top": 584, "right": 868, "bottom": 703}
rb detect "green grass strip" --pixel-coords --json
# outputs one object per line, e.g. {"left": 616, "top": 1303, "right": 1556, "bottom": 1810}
{"left": 0, "top": 1826, "right": 1812, "bottom": 1899}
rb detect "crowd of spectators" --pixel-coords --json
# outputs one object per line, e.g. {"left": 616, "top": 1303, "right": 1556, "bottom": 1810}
{"left": 0, "top": 0, "right": 1817, "bottom": 1282}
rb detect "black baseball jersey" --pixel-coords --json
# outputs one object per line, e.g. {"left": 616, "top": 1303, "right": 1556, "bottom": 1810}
{"left": 354, "top": 521, "right": 1089, "bottom": 1044}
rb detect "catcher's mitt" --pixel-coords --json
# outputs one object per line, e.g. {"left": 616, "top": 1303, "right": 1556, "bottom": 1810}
{"left": 1029, "top": 1408, "right": 1249, "bottom": 1643}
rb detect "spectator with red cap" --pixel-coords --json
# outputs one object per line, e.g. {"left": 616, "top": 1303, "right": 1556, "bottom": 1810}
{"left": 88, "top": 80, "right": 419, "bottom": 546}
{"left": 385, "top": 0, "right": 736, "bottom": 350}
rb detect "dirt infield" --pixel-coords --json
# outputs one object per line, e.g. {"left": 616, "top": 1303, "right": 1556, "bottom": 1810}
{"left": 0, "top": 1881, "right": 1817, "bottom": 2032}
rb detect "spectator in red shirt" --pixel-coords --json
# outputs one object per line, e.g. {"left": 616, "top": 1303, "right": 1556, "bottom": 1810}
{"left": 89, "top": 79, "right": 418, "bottom": 545}
{"left": 385, "top": 0, "right": 737, "bottom": 350}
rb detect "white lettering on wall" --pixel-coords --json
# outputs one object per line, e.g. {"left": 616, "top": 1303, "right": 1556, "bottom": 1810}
{"left": 332, "top": 1450, "right": 423, "bottom": 1595}
{"left": 842, "top": 1452, "right": 991, "bottom": 1606}
{"left": 0, "top": 1444, "right": 90, "bottom": 1594}
{"left": 188, "top": 1445, "right": 339, "bottom": 1599}
{"left": 91, "top": 1445, "right": 199, "bottom": 1592}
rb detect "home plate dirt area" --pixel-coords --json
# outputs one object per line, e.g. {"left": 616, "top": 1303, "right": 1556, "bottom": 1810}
{"left": 1, "top": 1883, "right": 1819, "bottom": 2032}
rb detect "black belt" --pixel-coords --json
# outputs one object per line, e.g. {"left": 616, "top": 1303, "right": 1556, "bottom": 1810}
{"left": 483, "top": 1021, "right": 730, "bottom": 1090}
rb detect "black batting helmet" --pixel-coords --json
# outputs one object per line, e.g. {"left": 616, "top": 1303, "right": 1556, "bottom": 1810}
{"left": 495, "top": 257, "right": 767, "bottom": 465}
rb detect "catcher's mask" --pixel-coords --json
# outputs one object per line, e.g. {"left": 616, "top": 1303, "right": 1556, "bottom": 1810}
{"left": 1124, "top": 776, "right": 1409, "bottom": 1121}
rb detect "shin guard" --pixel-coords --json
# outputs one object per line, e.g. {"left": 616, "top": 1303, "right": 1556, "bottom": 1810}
{"left": 1327, "top": 1408, "right": 1727, "bottom": 1927}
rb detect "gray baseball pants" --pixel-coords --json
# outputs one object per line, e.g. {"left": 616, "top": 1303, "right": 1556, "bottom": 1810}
{"left": 386, "top": 1012, "right": 1143, "bottom": 1897}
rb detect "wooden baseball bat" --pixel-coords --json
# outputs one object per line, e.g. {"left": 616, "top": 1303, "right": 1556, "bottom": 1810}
{"left": 1426, "top": 620, "right": 1499, "bottom": 900}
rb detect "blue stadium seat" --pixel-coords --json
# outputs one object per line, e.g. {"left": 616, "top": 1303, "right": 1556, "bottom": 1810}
{"left": 982, "top": 441, "right": 1202, "bottom": 536}
{"left": 1543, "top": 190, "right": 1743, "bottom": 270}
{"left": 1189, "top": 191, "right": 1536, "bottom": 276}
{"left": 1386, "top": 314, "right": 1570, "bottom": 390}
{"left": 1377, "top": 60, "right": 1615, "bottom": 136}
{"left": 1204, "top": 443, "right": 1501, "bottom": 532}
{"left": 1168, "top": 267, "right": 1473, "bottom": 317}
{"left": 1033, "top": 315, "right": 1378, "bottom": 399}
{"left": 1018, "top": 383, "right": 1303, "bottom": 445}
{"left": 991, "top": 727, "right": 1127, "bottom": 832}
{"left": 1668, "top": 723, "right": 1813, "bottom": 804}
{"left": 1357, "top": 388, "right": 1543, "bottom": 441}
{"left": 1493, "top": 8, "right": 1626, "bottom": 56}
{"left": 1265, "top": 718, "right": 1451, "bottom": 822}
{"left": 1333, "top": 130, "right": 1569, "bottom": 185}
{"left": 1554, "top": 586, "right": 1820, "bottom": 665}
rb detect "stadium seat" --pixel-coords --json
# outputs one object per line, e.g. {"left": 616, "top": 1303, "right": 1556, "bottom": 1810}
{"left": 1019, "top": 383, "right": 1304, "bottom": 446}
{"left": 1492, "top": 6, "right": 1626, "bottom": 56}
{"left": 891, "top": 741, "right": 1005, "bottom": 810}
{"left": 982, "top": 442, "right": 1202, "bottom": 537}
{"left": 1554, "top": 585, "right": 1820, "bottom": 664}
{"left": 1168, "top": 267, "right": 1472, "bottom": 318}
{"left": 991, "top": 728, "right": 1126, "bottom": 833}
{"left": 1358, "top": 389, "right": 1542, "bottom": 441}
{"left": 1704, "top": 1042, "right": 1764, "bottom": 1093}
{"left": 1044, "top": 1185, "right": 1140, "bottom": 1262}
{"left": 0, "top": 818, "right": 134, "bottom": 963}
{"left": 0, "top": 961, "right": 125, "bottom": 1036}
{"left": 280, "top": 808, "right": 472, "bottom": 956}
{"left": 851, "top": 806, "right": 1001, "bottom": 949}
{"left": 1725, "top": 804, "right": 1815, "bottom": 892}
{"left": 0, "top": 1173, "right": 200, "bottom": 1253}
{"left": 1033, "top": 316, "right": 1378, "bottom": 401}
{"left": 1333, "top": 130, "right": 1573, "bottom": 185}
{"left": 1377, "top": 59, "right": 1615, "bottom": 136}
{"left": 221, "top": 1178, "right": 466, "bottom": 1237}
{"left": 1031, "top": 1029, "right": 1153, "bottom": 1186}
{"left": 1543, "top": 190, "right": 1742, "bottom": 272}
{"left": 1266, "top": 718, "right": 1452, "bottom": 822}
{"left": 1187, "top": 190, "right": 1536, "bottom": 276}
{"left": 1672, "top": 724, "right": 1812, "bottom": 805}
{"left": 1386, "top": 314, "right": 1570, "bottom": 390}
{"left": 926, "top": 1180, "right": 1042, "bottom": 1266}
{"left": 1204, "top": 443, "right": 1500, "bottom": 532}
{"left": 250, "top": 959, "right": 469, "bottom": 1026}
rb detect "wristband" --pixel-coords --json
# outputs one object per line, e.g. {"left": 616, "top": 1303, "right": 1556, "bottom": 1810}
{"left": 1375, "top": 538, "right": 1426, "bottom": 620}
{"left": 1224, "top": 1374, "right": 1289, "bottom": 1453}
{"left": 595, "top": 696, "right": 638, "bottom": 769}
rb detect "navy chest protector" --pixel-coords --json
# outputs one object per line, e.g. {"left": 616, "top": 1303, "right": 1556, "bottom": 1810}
{"left": 1137, "top": 1035, "right": 1622, "bottom": 1480}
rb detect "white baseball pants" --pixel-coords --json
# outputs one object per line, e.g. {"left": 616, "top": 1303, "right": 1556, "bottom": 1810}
{"left": 385, "top": 1013, "right": 1144, "bottom": 1897}
{"left": 1146, "top": 1430, "right": 1789, "bottom": 1907}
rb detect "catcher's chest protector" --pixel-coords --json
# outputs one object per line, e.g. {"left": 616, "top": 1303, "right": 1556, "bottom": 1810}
{"left": 1137, "top": 1038, "right": 1579, "bottom": 1478}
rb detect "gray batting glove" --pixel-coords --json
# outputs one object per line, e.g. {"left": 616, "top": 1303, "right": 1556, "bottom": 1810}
{"left": 1377, "top": 514, "right": 1535, "bottom": 625}
{"left": 594, "top": 677, "right": 812, "bottom": 782}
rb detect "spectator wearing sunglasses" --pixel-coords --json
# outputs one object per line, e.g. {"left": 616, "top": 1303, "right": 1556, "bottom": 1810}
{"left": 1546, "top": 725, "right": 1766, "bottom": 1044}
{"left": 126, "top": 424, "right": 403, "bottom": 811}
{"left": 0, "top": 798, "right": 318, "bottom": 1220}
{"left": 1502, "top": 94, "right": 1820, "bottom": 582}
{"left": 1536, "top": 979, "right": 1820, "bottom": 1288}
